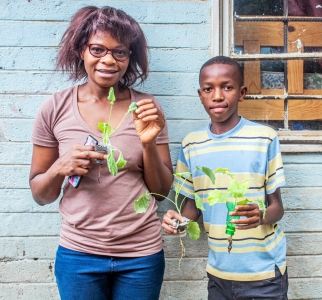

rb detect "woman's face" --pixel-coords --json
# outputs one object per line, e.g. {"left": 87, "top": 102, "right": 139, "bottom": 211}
{"left": 82, "top": 31, "right": 130, "bottom": 90}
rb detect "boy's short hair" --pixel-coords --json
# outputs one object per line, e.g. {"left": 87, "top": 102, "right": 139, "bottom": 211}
{"left": 199, "top": 56, "right": 244, "bottom": 86}
{"left": 56, "top": 6, "right": 148, "bottom": 88}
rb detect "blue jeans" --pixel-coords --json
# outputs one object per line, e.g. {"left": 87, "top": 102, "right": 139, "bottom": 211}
{"left": 207, "top": 265, "right": 288, "bottom": 300}
{"left": 54, "top": 245, "right": 165, "bottom": 300}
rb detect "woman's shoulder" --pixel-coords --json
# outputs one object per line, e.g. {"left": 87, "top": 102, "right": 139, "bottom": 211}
{"left": 130, "top": 88, "right": 157, "bottom": 102}
{"left": 39, "top": 86, "right": 76, "bottom": 110}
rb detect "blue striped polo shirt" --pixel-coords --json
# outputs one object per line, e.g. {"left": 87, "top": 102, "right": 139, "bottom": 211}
{"left": 173, "top": 117, "right": 286, "bottom": 281}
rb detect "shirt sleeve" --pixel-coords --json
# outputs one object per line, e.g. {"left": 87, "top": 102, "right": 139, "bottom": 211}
{"left": 172, "top": 143, "right": 195, "bottom": 199}
{"left": 265, "top": 134, "right": 286, "bottom": 194}
{"left": 30, "top": 95, "right": 58, "bottom": 147}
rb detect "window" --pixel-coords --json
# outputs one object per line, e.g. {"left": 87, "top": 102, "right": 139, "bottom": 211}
{"left": 220, "top": 0, "right": 322, "bottom": 150}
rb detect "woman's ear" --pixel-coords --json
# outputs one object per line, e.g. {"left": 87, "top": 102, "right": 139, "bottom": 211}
{"left": 238, "top": 85, "right": 247, "bottom": 102}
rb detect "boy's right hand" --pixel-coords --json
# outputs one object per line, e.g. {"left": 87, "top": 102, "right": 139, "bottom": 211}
{"left": 162, "top": 210, "right": 186, "bottom": 234}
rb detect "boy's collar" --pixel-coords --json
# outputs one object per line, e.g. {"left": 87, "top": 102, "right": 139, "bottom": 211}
{"left": 207, "top": 117, "right": 245, "bottom": 140}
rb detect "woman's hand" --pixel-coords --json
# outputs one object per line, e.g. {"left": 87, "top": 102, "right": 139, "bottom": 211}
{"left": 133, "top": 99, "right": 165, "bottom": 144}
{"left": 55, "top": 144, "right": 100, "bottom": 177}
{"left": 29, "top": 144, "right": 107, "bottom": 205}
{"left": 229, "top": 204, "right": 262, "bottom": 230}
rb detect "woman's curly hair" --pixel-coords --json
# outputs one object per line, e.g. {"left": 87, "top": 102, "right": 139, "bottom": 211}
{"left": 56, "top": 6, "right": 148, "bottom": 88}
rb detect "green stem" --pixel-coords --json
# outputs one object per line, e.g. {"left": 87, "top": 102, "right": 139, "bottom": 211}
{"left": 149, "top": 192, "right": 180, "bottom": 211}
{"left": 178, "top": 196, "right": 187, "bottom": 214}
{"left": 110, "top": 112, "right": 129, "bottom": 137}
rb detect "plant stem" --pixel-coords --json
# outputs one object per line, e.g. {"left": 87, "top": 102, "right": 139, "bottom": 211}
{"left": 178, "top": 237, "right": 186, "bottom": 269}
{"left": 149, "top": 192, "right": 178, "bottom": 209}
{"left": 110, "top": 112, "right": 129, "bottom": 137}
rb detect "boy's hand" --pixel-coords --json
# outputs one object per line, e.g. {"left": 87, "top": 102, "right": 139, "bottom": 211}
{"left": 162, "top": 210, "right": 186, "bottom": 234}
{"left": 229, "top": 204, "right": 262, "bottom": 229}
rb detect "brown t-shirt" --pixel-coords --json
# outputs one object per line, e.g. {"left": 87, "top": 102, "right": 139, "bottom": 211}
{"left": 31, "top": 86, "right": 169, "bottom": 257}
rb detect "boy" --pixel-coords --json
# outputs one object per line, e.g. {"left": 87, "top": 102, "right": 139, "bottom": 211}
{"left": 162, "top": 56, "right": 288, "bottom": 300}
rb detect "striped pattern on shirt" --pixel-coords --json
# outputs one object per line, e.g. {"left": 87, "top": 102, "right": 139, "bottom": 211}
{"left": 173, "top": 117, "right": 286, "bottom": 281}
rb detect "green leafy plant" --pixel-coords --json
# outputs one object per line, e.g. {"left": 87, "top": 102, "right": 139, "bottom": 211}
{"left": 134, "top": 170, "right": 202, "bottom": 241}
{"left": 98, "top": 87, "right": 138, "bottom": 176}
{"left": 134, "top": 167, "right": 266, "bottom": 253}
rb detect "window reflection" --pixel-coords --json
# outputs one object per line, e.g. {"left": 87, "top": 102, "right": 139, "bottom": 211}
{"left": 304, "top": 60, "right": 322, "bottom": 89}
{"left": 234, "top": 0, "right": 283, "bottom": 16}
{"left": 289, "top": 0, "right": 322, "bottom": 16}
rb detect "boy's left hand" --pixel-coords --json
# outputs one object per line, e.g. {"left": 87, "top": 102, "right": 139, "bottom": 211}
{"left": 229, "top": 204, "right": 262, "bottom": 229}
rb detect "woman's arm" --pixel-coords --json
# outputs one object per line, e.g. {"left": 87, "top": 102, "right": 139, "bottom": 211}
{"left": 133, "top": 98, "right": 173, "bottom": 199}
{"left": 29, "top": 144, "right": 106, "bottom": 205}
{"left": 29, "top": 145, "right": 64, "bottom": 205}
{"left": 142, "top": 143, "right": 173, "bottom": 199}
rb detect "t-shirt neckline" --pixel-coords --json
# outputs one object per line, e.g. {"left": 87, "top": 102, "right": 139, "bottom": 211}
{"left": 72, "top": 85, "right": 135, "bottom": 140}
{"left": 207, "top": 117, "right": 245, "bottom": 140}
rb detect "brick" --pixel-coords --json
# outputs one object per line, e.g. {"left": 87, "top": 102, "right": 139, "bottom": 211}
{"left": 0, "top": 260, "right": 55, "bottom": 283}
{"left": 1, "top": 48, "right": 210, "bottom": 72}
{"left": 0, "top": 213, "right": 61, "bottom": 236}
{"left": 0, "top": 237, "right": 58, "bottom": 260}
{"left": 0, "top": 283, "right": 59, "bottom": 300}
{"left": 0, "top": 0, "right": 211, "bottom": 24}
{"left": 0, "top": 22, "right": 210, "bottom": 48}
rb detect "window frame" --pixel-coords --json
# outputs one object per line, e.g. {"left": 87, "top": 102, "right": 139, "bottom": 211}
{"left": 214, "top": 0, "right": 322, "bottom": 152}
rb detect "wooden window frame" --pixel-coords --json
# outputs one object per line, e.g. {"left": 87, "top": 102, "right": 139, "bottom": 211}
{"left": 217, "top": 0, "right": 322, "bottom": 152}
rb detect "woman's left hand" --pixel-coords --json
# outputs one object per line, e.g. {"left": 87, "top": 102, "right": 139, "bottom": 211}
{"left": 133, "top": 99, "right": 165, "bottom": 144}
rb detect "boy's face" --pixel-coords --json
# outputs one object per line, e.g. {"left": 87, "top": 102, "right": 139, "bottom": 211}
{"left": 198, "top": 63, "right": 247, "bottom": 133}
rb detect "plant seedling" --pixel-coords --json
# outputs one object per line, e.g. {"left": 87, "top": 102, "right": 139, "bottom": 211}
{"left": 97, "top": 87, "right": 138, "bottom": 176}
{"left": 134, "top": 170, "right": 204, "bottom": 267}
{"left": 134, "top": 166, "right": 266, "bottom": 258}
{"left": 201, "top": 168, "right": 267, "bottom": 253}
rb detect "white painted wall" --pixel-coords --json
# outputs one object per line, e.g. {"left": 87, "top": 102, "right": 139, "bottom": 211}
{"left": 1, "top": 1, "right": 321, "bottom": 299}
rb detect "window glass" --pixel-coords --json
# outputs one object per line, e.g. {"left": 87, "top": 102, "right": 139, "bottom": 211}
{"left": 288, "top": 0, "right": 322, "bottom": 16}
{"left": 234, "top": 0, "right": 283, "bottom": 16}
{"left": 232, "top": 0, "right": 322, "bottom": 130}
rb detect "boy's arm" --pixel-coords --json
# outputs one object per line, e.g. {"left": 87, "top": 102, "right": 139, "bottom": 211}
{"left": 230, "top": 188, "right": 284, "bottom": 229}
{"left": 261, "top": 187, "right": 284, "bottom": 225}
{"left": 162, "top": 195, "right": 200, "bottom": 234}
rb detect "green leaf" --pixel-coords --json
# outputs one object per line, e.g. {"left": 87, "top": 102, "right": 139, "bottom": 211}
{"left": 236, "top": 199, "right": 251, "bottom": 206}
{"left": 98, "top": 122, "right": 105, "bottom": 132}
{"left": 196, "top": 166, "right": 215, "bottom": 185}
{"left": 98, "top": 122, "right": 112, "bottom": 145}
{"left": 194, "top": 193, "right": 205, "bottom": 211}
{"left": 116, "top": 152, "right": 127, "bottom": 169}
{"left": 134, "top": 191, "right": 151, "bottom": 213}
{"left": 107, "top": 150, "right": 118, "bottom": 176}
{"left": 174, "top": 172, "right": 191, "bottom": 179}
{"left": 208, "top": 190, "right": 229, "bottom": 205}
{"left": 108, "top": 87, "right": 116, "bottom": 103}
{"left": 127, "top": 102, "right": 138, "bottom": 114}
{"left": 174, "top": 186, "right": 180, "bottom": 199}
{"left": 186, "top": 221, "right": 200, "bottom": 240}
{"left": 213, "top": 167, "right": 231, "bottom": 175}
{"left": 228, "top": 179, "right": 249, "bottom": 199}
{"left": 255, "top": 198, "right": 267, "bottom": 219}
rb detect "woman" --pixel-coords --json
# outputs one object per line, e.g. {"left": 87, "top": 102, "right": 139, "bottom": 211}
{"left": 29, "top": 6, "right": 173, "bottom": 300}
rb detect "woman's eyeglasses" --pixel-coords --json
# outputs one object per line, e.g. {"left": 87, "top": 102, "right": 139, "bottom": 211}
{"left": 86, "top": 43, "right": 132, "bottom": 62}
